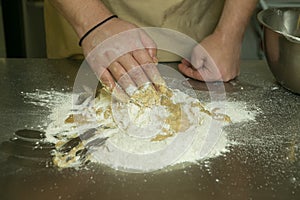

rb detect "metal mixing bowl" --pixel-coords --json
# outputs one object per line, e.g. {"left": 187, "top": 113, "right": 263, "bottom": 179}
{"left": 257, "top": 8, "right": 300, "bottom": 94}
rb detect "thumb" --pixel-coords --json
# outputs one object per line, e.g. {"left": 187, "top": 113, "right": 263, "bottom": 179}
{"left": 190, "top": 44, "right": 207, "bottom": 69}
{"left": 191, "top": 56, "right": 204, "bottom": 70}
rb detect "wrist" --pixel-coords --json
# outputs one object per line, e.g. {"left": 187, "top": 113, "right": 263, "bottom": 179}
{"left": 65, "top": 0, "right": 113, "bottom": 38}
{"left": 74, "top": 10, "right": 113, "bottom": 38}
{"left": 79, "top": 15, "right": 118, "bottom": 46}
{"left": 213, "top": 26, "right": 244, "bottom": 45}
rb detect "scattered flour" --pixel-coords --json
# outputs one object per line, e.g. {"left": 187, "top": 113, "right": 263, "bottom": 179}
{"left": 23, "top": 87, "right": 259, "bottom": 172}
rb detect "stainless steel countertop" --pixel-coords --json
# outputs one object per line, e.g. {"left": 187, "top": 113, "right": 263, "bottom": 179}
{"left": 0, "top": 58, "right": 299, "bottom": 200}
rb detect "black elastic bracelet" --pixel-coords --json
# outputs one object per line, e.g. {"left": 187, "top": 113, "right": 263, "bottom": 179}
{"left": 79, "top": 15, "right": 118, "bottom": 46}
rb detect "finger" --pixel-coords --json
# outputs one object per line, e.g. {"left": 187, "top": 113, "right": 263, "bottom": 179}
{"left": 179, "top": 62, "right": 223, "bottom": 82}
{"left": 107, "top": 61, "right": 138, "bottom": 95}
{"left": 191, "top": 54, "right": 206, "bottom": 70}
{"left": 117, "top": 54, "right": 150, "bottom": 88}
{"left": 182, "top": 58, "right": 204, "bottom": 70}
{"left": 190, "top": 44, "right": 211, "bottom": 70}
{"left": 99, "top": 69, "right": 116, "bottom": 90}
{"left": 191, "top": 58, "right": 204, "bottom": 70}
{"left": 181, "top": 58, "right": 205, "bottom": 75}
{"left": 132, "top": 49, "right": 154, "bottom": 65}
{"left": 181, "top": 58, "right": 192, "bottom": 67}
{"left": 104, "top": 49, "right": 152, "bottom": 90}
{"left": 99, "top": 65, "right": 128, "bottom": 102}
{"left": 132, "top": 49, "right": 164, "bottom": 85}
{"left": 141, "top": 63, "right": 165, "bottom": 86}
{"left": 111, "top": 83, "right": 130, "bottom": 103}
{"left": 178, "top": 63, "right": 205, "bottom": 81}
{"left": 139, "top": 30, "right": 157, "bottom": 59}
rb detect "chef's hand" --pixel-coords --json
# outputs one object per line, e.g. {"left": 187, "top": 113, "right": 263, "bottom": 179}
{"left": 81, "top": 18, "right": 164, "bottom": 95}
{"left": 178, "top": 30, "right": 241, "bottom": 82}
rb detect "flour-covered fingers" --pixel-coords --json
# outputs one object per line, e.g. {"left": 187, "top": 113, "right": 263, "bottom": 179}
{"left": 117, "top": 54, "right": 150, "bottom": 88}
{"left": 132, "top": 49, "right": 164, "bottom": 85}
{"left": 141, "top": 63, "right": 165, "bottom": 86}
{"left": 95, "top": 67, "right": 116, "bottom": 91}
{"left": 107, "top": 61, "right": 139, "bottom": 94}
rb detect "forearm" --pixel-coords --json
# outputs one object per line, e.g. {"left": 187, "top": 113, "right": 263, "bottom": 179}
{"left": 215, "top": 0, "right": 258, "bottom": 42}
{"left": 48, "top": 0, "right": 112, "bottom": 38}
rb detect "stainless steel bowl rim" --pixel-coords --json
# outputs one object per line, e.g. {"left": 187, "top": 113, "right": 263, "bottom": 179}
{"left": 257, "top": 8, "right": 300, "bottom": 43}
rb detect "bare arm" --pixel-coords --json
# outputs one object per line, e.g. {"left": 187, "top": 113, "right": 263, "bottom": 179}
{"left": 179, "top": 0, "right": 258, "bottom": 82}
{"left": 216, "top": 0, "right": 258, "bottom": 45}
{"left": 49, "top": 0, "right": 112, "bottom": 38}
{"left": 48, "top": 0, "right": 162, "bottom": 94}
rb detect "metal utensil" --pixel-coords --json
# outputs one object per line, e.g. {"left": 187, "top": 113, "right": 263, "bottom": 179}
{"left": 257, "top": 8, "right": 300, "bottom": 94}
{"left": 0, "top": 129, "right": 54, "bottom": 164}
{"left": 0, "top": 127, "right": 109, "bottom": 168}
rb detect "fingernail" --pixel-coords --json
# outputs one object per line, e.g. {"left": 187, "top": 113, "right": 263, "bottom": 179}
{"left": 152, "top": 56, "right": 159, "bottom": 64}
{"left": 125, "top": 84, "right": 138, "bottom": 96}
{"left": 194, "top": 59, "right": 204, "bottom": 69}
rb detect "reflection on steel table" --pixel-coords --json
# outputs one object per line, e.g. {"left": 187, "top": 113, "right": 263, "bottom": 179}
{"left": 0, "top": 59, "right": 299, "bottom": 200}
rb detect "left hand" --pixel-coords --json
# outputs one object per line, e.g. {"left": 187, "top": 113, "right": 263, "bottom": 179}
{"left": 178, "top": 30, "right": 241, "bottom": 82}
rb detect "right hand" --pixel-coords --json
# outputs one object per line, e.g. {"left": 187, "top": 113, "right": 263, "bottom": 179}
{"left": 81, "top": 17, "right": 164, "bottom": 95}
{"left": 178, "top": 31, "right": 241, "bottom": 82}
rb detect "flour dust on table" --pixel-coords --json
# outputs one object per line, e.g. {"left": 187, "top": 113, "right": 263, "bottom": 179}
{"left": 23, "top": 83, "right": 258, "bottom": 172}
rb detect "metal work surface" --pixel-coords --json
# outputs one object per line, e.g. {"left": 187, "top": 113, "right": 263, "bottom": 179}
{"left": 0, "top": 59, "right": 299, "bottom": 200}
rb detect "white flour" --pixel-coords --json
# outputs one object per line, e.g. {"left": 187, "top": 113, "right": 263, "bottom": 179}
{"left": 23, "top": 88, "right": 259, "bottom": 172}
